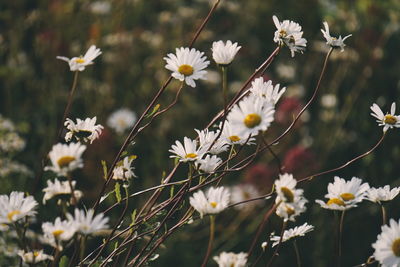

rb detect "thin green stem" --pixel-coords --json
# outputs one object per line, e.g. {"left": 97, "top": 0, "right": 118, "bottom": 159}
{"left": 201, "top": 215, "right": 216, "bottom": 267}
{"left": 266, "top": 220, "right": 287, "bottom": 267}
{"left": 79, "top": 235, "right": 87, "bottom": 262}
{"left": 337, "top": 211, "right": 345, "bottom": 267}
{"left": 222, "top": 65, "right": 228, "bottom": 119}
{"left": 381, "top": 204, "right": 387, "bottom": 225}
{"left": 293, "top": 240, "right": 301, "bottom": 267}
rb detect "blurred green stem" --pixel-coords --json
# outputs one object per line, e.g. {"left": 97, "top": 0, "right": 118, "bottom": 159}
{"left": 293, "top": 240, "right": 301, "bottom": 267}
{"left": 201, "top": 215, "right": 215, "bottom": 267}
{"left": 381, "top": 204, "right": 387, "bottom": 225}
{"left": 221, "top": 65, "right": 228, "bottom": 118}
{"left": 337, "top": 211, "right": 345, "bottom": 267}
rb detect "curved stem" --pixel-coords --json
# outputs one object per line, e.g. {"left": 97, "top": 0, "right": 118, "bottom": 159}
{"left": 201, "top": 215, "right": 216, "bottom": 267}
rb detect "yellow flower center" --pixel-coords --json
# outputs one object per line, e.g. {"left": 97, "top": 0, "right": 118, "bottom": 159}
{"left": 392, "top": 238, "right": 400, "bottom": 257}
{"left": 279, "top": 30, "right": 287, "bottom": 37}
{"left": 229, "top": 135, "right": 241, "bottom": 142}
{"left": 384, "top": 114, "right": 397, "bottom": 125}
{"left": 7, "top": 210, "right": 21, "bottom": 221}
{"left": 210, "top": 201, "right": 217, "bottom": 208}
{"left": 75, "top": 58, "right": 85, "bottom": 64}
{"left": 327, "top": 198, "right": 345, "bottom": 206}
{"left": 280, "top": 187, "right": 294, "bottom": 203}
{"left": 340, "top": 193, "right": 355, "bottom": 201}
{"left": 33, "top": 251, "right": 39, "bottom": 257}
{"left": 178, "top": 64, "right": 194, "bottom": 76}
{"left": 57, "top": 156, "right": 76, "bottom": 168}
{"left": 185, "top": 153, "right": 197, "bottom": 159}
{"left": 52, "top": 229, "right": 64, "bottom": 238}
{"left": 244, "top": 113, "right": 261, "bottom": 128}
{"left": 286, "top": 206, "right": 295, "bottom": 216}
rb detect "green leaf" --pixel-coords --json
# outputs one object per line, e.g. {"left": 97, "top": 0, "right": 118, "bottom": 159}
{"left": 58, "top": 256, "right": 69, "bottom": 267}
{"left": 115, "top": 182, "right": 121, "bottom": 203}
{"left": 170, "top": 185, "right": 175, "bottom": 198}
{"left": 145, "top": 104, "right": 160, "bottom": 118}
{"left": 101, "top": 160, "right": 108, "bottom": 180}
{"left": 130, "top": 209, "right": 137, "bottom": 227}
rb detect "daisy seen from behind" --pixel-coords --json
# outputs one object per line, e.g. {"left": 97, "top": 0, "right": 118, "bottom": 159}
{"left": 64, "top": 117, "right": 103, "bottom": 144}
{"left": 212, "top": 40, "right": 241, "bottom": 66}
{"left": 164, "top": 47, "right": 210, "bottom": 88}
{"left": 370, "top": 102, "right": 400, "bottom": 132}
{"left": 366, "top": 185, "right": 400, "bottom": 204}
{"left": 189, "top": 186, "right": 230, "bottom": 217}
{"left": 0, "top": 191, "right": 38, "bottom": 224}
{"left": 57, "top": 45, "right": 102, "bottom": 71}
{"left": 67, "top": 209, "right": 109, "bottom": 235}
{"left": 197, "top": 154, "right": 222, "bottom": 173}
{"left": 45, "top": 142, "right": 86, "bottom": 176}
{"left": 213, "top": 251, "right": 248, "bottom": 267}
{"left": 272, "top": 15, "right": 307, "bottom": 57}
{"left": 373, "top": 219, "right": 400, "bottom": 266}
{"left": 270, "top": 222, "right": 314, "bottom": 247}
{"left": 249, "top": 77, "right": 286, "bottom": 105}
{"left": 321, "top": 22, "right": 352, "bottom": 51}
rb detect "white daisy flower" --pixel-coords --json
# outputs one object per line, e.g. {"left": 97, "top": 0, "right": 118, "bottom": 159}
{"left": 112, "top": 156, "right": 137, "bottom": 181}
{"left": 220, "top": 121, "right": 255, "bottom": 146}
{"left": 42, "top": 178, "right": 82, "bottom": 204}
{"left": 164, "top": 47, "right": 210, "bottom": 88}
{"left": 189, "top": 187, "right": 230, "bottom": 217}
{"left": 372, "top": 219, "right": 400, "bottom": 266}
{"left": 57, "top": 45, "right": 102, "bottom": 71}
{"left": 231, "top": 184, "right": 263, "bottom": 211}
{"left": 42, "top": 217, "right": 76, "bottom": 249}
{"left": 275, "top": 196, "right": 307, "bottom": 222}
{"left": 67, "top": 209, "right": 109, "bottom": 235}
{"left": 0, "top": 191, "right": 38, "bottom": 224}
{"left": 211, "top": 40, "right": 241, "bottom": 66}
{"left": 64, "top": 117, "right": 103, "bottom": 144}
{"left": 315, "top": 176, "right": 370, "bottom": 211}
{"left": 249, "top": 77, "right": 286, "bottom": 105}
{"left": 321, "top": 22, "right": 352, "bottom": 52}
{"left": 107, "top": 108, "right": 137, "bottom": 134}
{"left": 272, "top": 15, "right": 307, "bottom": 57}
{"left": 274, "top": 173, "right": 303, "bottom": 204}
{"left": 18, "top": 250, "right": 53, "bottom": 264}
{"left": 366, "top": 185, "right": 400, "bottom": 204}
{"left": 370, "top": 102, "right": 400, "bottom": 132}
{"left": 270, "top": 222, "right": 314, "bottom": 247}
{"left": 195, "top": 128, "right": 228, "bottom": 155}
{"left": 45, "top": 143, "right": 86, "bottom": 176}
{"left": 169, "top": 137, "right": 205, "bottom": 162}
{"left": 227, "top": 95, "right": 275, "bottom": 137}
{"left": 197, "top": 154, "right": 222, "bottom": 173}
{"left": 213, "top": 251, "right": 248, "bottom": 267}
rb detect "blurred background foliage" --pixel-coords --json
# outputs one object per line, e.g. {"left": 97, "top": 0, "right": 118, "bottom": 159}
{"left": 1, "top": 0, "right": 400, "bottom": 266}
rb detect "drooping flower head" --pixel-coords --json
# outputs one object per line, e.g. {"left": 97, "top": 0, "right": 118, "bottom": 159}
{"left": 213, "top": 251, "right": 248, "bottom": 267}
{"left": 189, "top": 187, "right": 230, "bottom": 217}
{"left": 315, "top": 176, "right": 370, "bottom": 211}
{"left": 370, "top": 102, "right": 400, "bottom": 132}
{"left": 321, "top": 22, "right": 352, "bottom": 52}
{"left": 212, "top": 40, "right": 241, "bottom": 66}
{"left": 272, "top": 15, "right": 307, "bottom": 57}
{"left": 195, "top": 128, "right": 228, "bottom": 155}
{"left": 366, "top": 185, "right": 400, "bottom": 204}
{"left": 249, "top": 77, "right": 286, "bottom": 105}
{"left": 107, "top": 108, "right": 137, "bottom": 134}
{"left": 45, "top": 143, "right": 86, "bottom": 176}
{"left": 112, "top": 156, "right": 137, "bottom": 181}
{"left": 197, "top": 154, "right": 223, "bottom": 173}
{"left": 57, "top": 45, "right": 102, "bottom": 71}
{"left": 164, "top": 47, "right": 210, "bottom": 88}
{"left": 274, "top": 173, "right": 303, "bottom": 204}
{"left": 169, "top": 137, "right": 205, "bottom": 162}
{"left": 227, "top": 95, "right": 275, "bottom": 137}
{"left": 42, "top": 178, "right": 82, "bottom": 204}
{"left": 0, "top": 191, "right": 38, "bottom": 224}
{"left": 270, "top": 222, "right": 314, "bottom": 247}
{"left": 373, "top": 219, "right": 400, "bottom": 266}
{"left": 65, "top": 117, "right": 103, "bottom": 144}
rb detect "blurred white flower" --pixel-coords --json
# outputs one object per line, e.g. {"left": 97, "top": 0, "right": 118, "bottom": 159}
{"left": 164, "top": 47, "right": 210, "bottom": 88}
{"left": 370, "top": 102, "right": 400, "bottom": 132}
{"left": 316, "top": 176, "right": 369, "bottom": 211}
{"left": 107, "top": 108, "right": 137, "bottom": 134}
{"left": 321, "top": 22, "right": 352, "bottom": 51}
{"left": 195, "top": 128, "right": 228, "bottom": 154}
{"left": 45, "top": 143, "right": 86, "bottom": 176}
{"left": 366, "top": 185, "right": 400, "bottom": 204}
{"left": 57, "top": 45, "right": 102, "bottom": 71}
{"left": 65, "top": 117, "right": 103, "bottom": 144}
{"left": 189, "top": 187, "right": 230, "bottom": 217}
{"left": 42, "top": 178, "right": 82, "bottom": 204}
{"left": 197, "top": 154, "right": 222, "bottom": 173}
{"left": 320, "top": 94, "right": 337, "bottom": 108}
{"left": 88, "top": 1, "right": 111, "bottom": 15}
{"left": 112, "top": 156, "right": 136, "bottom": 181}
{"left": 169, "top": 137, "right": 205, "bottom": 162}
{"left": 212, "top": 40, "right": 241, "bottom": 66}
{"left": 373, "top": 219, "right": 400, "bottom": 266}
{"left": 227, "top": 95, "right": 275, "bottom": 137}
{"left": 67, "top": 209, "right": 109, "bottom": 235}
{"left": 270, "top": 222, "right": 314, "bottom": 247}
{"left": 272, "top": 15, "right": 307, "bottom": 57}
{"left": 249, "top": 77, "right": 286, "bottom": 105}
{"left": 42, "top": 217, "right": 76, "bottom": 249}
{"left": 0, "top": 191, "right": 37, "bottom": 224}
{"left": 18, "top": 250, "right": 53, "bottom": 264}
{"left": 213, "top": 251, "right": 248, "bottom": 267}
{"left": 231, "top": 184, "right": 263, "bottom": 211}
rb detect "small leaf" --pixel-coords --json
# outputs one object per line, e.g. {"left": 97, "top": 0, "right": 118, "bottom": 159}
{"left": 130, "top": 209, "right": 137, "bottom": 227}
{"left": 170, "top": 185, "right": 175, "bottom": 198}
{"left": 101, "top": 160, "right": 108, "bottom": 180}
{"left": 115, "top": 182, "right": 121, "bottom": 203}
{"left": 59, "top": 256, "right": 69, "bottom": 267}
{"left": 146, "top": 104, "right": 160, "bottom": 118}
